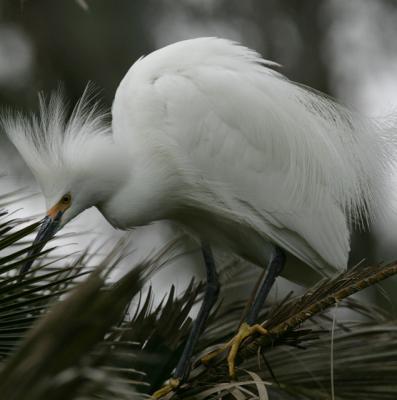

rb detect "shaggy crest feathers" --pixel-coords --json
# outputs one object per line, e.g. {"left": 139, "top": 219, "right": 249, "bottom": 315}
{"left": 1, "top": 86, "right": 112, "bottom": 197}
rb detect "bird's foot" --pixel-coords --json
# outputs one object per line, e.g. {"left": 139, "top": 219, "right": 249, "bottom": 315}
{"left": 152, "top": 378, "right": 180, "bottom": 399}
{"left": 201, "top": 322, "right": 268, "bottom": 378}
{"left": 226, "top": 323, "right": 268, "bottom": 378}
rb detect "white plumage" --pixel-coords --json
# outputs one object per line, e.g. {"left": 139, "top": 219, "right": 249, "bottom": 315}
{"left": 3, "top": 37, "right": 396, "bottom": 276}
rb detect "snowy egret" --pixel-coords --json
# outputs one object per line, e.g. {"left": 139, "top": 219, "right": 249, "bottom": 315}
{"left": 2, "top": 37, "right": 395, "bottom": 395}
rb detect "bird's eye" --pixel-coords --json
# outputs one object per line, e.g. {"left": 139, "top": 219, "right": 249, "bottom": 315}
{"left": 61, "top": 194, "right": 71, "bottom": 204}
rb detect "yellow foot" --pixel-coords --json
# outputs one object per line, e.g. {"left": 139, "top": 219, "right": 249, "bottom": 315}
{"left": 227, "top": 322, "right": 268, "bottom": 378}
{"left": 152, "top": 378, "right": 180, "bottom": 399}
{"left": 201, "top": 322, "right": 268, "bottom": 378}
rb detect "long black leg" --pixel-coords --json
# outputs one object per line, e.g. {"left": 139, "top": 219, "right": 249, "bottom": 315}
{"left": 245, "top": 246, "right": 285, "bottom": 325}
{"left": 173, "top": 242, "right": 219, "bottom": 381}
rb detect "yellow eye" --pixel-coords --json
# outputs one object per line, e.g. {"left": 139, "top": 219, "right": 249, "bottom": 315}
{"left": 61, "top": 194, "right": 71, "bottom": 204}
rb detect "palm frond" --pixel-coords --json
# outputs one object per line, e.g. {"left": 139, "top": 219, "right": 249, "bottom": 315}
{"left": 0, "top": 202, "right": 92, "bottom": 360}
{"left": 0, "top": 243, "right": 144, "bottom": 399}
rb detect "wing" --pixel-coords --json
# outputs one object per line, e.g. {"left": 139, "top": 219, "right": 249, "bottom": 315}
{"left": 112, "top": 38, "right": 392, "bottom": 275}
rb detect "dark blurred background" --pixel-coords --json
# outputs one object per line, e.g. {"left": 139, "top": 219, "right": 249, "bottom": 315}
{"left": 0, "top": 0, "right": 350, "bottom": 108}
{"left": 1, "top": 0, "right": 397, "bottom": 304}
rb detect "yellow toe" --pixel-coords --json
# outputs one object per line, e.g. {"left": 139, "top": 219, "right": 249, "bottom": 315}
{"left": 200, "top": 322, "right": 268, "bottom": 379}
{"left": 152, "top": 378, "right": 180, "bottom": 399}
{"left": 226, "top": 322, "right": 268, "bottom": 378}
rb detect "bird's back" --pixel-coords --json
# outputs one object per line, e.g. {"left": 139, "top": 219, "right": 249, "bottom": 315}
{"left": 112, "top": 38, "right": 395, "bottom": 276}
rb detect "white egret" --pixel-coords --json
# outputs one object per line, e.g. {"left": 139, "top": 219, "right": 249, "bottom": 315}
{"left": 2, "top": 37, "right": 396, "bottom": 396}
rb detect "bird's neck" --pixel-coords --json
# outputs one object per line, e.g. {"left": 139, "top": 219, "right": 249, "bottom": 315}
{"left": 80, "top": 140, "right": 129, "bottom": 200}
{"left": 96, "top": 144, "right": 184, "bottom": 229}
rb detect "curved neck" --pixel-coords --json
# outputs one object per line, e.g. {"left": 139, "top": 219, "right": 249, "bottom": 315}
{"left": 83, "top": 140, "right": 131, "bottom": 207}
{"left": 96, "top": 145, "right": 183, "bottom": 229}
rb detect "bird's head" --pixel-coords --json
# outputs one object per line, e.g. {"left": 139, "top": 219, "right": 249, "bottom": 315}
{"left": 1, "top": 88, "right": 126, "bottom": 275}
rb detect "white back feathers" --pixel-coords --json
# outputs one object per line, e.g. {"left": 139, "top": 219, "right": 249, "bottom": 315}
{"left": 113, "top": 37, "right": 396, "bottom": 271}
{"left": 122, "top": 38, "right": 395, "bottom": 226}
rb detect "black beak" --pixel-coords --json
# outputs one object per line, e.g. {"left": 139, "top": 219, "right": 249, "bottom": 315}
{"left": 20, "top": 211, "right": 63, "bottom": 276}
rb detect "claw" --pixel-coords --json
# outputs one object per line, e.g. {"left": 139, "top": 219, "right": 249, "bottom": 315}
{"left": 152, "top": 378, "right": 180, "bottom": 399}
{"left": 201, "top": 322, "right": 268, "bottom": 378}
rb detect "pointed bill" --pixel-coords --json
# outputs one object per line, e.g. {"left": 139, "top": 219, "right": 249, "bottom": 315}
{"left": 20, "top": 211, "right": 62, "bottom": 276}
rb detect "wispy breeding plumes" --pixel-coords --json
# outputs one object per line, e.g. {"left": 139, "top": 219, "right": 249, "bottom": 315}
{"left": 1, "top": 86, "right": 112, "bottom": 197}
